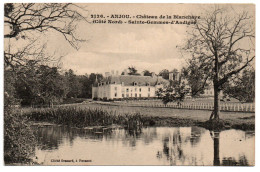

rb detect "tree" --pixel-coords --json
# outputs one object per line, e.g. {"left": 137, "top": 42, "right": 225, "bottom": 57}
{"left": 64, "top": 69, "right": 82, "bottom": 98}
{"left": 143, "top": 70, "right": 152, "bottom": 76}
{"left": 223, "top": 67, "right": 255, "bottom": 102}
{"left": 185, "top": 7, "right": 255, "bottom": 121}
{"left": 161, "top": 81, "right": 187, "bottom": 106}
{"left": 128, "top": 66, "right": 140, "bottom": 75}
{"left": 4, "top": 3, "right": 88, "bottom": 69}
{"left": 36, "top": 65, "right": 67, "bottom": 106}
{"left": 183, "top": 62, "right": 209, "bottom": 97}
{"left": 159, "top": 69, "right": 169, "bottom": 80}
{"left": 4, "top": 70, "right": 19, "bottom": 106}
{"left": 14, "top": 62, "right": 66, "bottom": 106}
{"left": 155, "top": 88, "right": 164, "bottom": 99}
{"left": 79, "top": 73, "right": 103, "bottom": 98}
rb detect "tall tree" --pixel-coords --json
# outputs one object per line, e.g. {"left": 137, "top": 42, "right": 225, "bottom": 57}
{"left": 64, "top": 69, "right": 82, "bottom": 98}
{"left": 79, "top": 73, "right": 103, "bottom": 98}
{"left": 185, "top": 7, "right": 255, "bottom": 121}
{"left": 14, "top": 62, "right": 66, "bottom": 106}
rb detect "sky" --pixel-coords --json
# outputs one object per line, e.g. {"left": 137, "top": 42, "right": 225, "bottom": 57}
{"left": 9, "top": 3, "right": 254, "bottom": 75}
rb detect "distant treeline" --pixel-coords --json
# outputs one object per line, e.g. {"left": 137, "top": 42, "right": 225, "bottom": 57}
{"left": 4, "top": 61, "right": 103, "bottom": 107}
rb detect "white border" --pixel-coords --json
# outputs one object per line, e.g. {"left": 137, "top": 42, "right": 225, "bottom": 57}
{"left": 0, "top": 1, "right": 259, "bottom": 172}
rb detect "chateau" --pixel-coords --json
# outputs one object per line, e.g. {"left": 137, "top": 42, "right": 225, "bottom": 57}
{"left": 92, "top": 71, "right": 170, "bottom": 100}
{"left": 92, "top": 69, "right": 215, "bottom": 100}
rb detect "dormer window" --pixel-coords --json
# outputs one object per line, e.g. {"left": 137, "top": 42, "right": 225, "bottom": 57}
{"left": 146, "top": 82, "right": 150, "bottom": 86}
{"left": 133, "top": 82, "right": 137, "bottom": 86}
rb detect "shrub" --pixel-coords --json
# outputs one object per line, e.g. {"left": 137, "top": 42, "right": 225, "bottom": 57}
{"left": 4, "top": 107, "right": 36, "bottom": 164}
{"left": 24, "top": 106, "right": 144, "bottom": 128}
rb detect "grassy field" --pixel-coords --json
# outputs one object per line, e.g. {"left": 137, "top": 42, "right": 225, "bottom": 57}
{"left": 62, "top": 102, "right": 255, "bottom": 130}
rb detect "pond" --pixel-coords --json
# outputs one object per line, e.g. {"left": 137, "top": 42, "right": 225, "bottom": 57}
{"left": 32, "top": 125, "right": 254, "bottom": 166}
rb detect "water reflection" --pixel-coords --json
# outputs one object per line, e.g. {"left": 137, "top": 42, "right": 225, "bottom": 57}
{"left": 211, "top": 131, "right": 220, "bottom": 166}
{"left": 33, "top": 126, "right": 254, "bottom": 166}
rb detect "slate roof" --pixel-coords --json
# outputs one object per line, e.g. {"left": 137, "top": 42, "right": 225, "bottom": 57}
{"left": 98, "top": 75, "right": 169, "bottom": 86}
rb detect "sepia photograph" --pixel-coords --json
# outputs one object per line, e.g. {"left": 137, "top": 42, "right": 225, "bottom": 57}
{"left": 3, "top": 3, "right": 255, "bottom": 166}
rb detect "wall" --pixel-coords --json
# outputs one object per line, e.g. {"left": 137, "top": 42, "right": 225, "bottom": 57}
{"left": 93, "top": 84, "right": 164, "bottom": 99}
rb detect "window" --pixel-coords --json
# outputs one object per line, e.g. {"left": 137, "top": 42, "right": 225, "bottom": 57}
{"left": 139, "top": 88, "right": 142, "bottom": 92}
{"left": 122, "top": 94, "right": 124, "bottom": 98}
{"left": 131, "top": 93, "right": 132, "bottom": 97}
{"left": 115, "top": 93, "right": 117, "bottom": 97}
{"left": 148, "top": 93, "right": 150, "bottom": 97}
{"left": 148, "top": 87, "right": 150, "bottom": 92}
{"left": 139, "top": 94, "right": 141, "bottom": 97}
{"left": 126, "top": 94, "right": 129, "bottom": 97}
{"left": 135, "top": 93, "right": 137, "bottom": 97}
{"left": 126, "top": 88, "right": 129, "bottom": 92}
{"left": 135, "top": 88, "right": 137, "bottom": 91}
{"left": 115, "top": 87, "right": 117, "bottom": 91}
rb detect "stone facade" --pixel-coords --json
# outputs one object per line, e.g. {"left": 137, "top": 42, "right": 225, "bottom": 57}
{"left": 92, "top": 74, "right": 169, "bottom": 100}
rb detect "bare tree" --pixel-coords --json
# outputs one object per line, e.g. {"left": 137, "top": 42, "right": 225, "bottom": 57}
{"left": 4, "top": 3, "right": 89, "bottom": 68}
{"left": 185, "top": 7, "right": 255, "bottom": 121}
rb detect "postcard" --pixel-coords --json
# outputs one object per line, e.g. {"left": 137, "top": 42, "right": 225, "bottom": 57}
{"left": 3, "top": 3, "right": 255, "bottom": 166}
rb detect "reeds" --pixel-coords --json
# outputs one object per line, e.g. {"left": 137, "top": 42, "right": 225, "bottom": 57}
{"left": 24, "top": 106, "right": 144, "bottom": 129}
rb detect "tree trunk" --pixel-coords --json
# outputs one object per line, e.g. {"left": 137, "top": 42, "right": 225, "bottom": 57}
{"left": 210, "top": 84, "right": 220, "bottom": 120}
{"left": 210, "top": 50, "right": 220, "bottom": 121}
{"left": 213, "top": 131, "right": 220, "bottom": 166}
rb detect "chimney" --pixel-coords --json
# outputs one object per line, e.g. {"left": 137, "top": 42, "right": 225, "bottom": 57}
{"left": 176, "top": 72, "right": 180, "bottom": 81}
{"left": 123, "top": 69, "right": 128, "bottom": 75}
{"left": 169, "top": 72, "right": 173, "bottom": 81}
